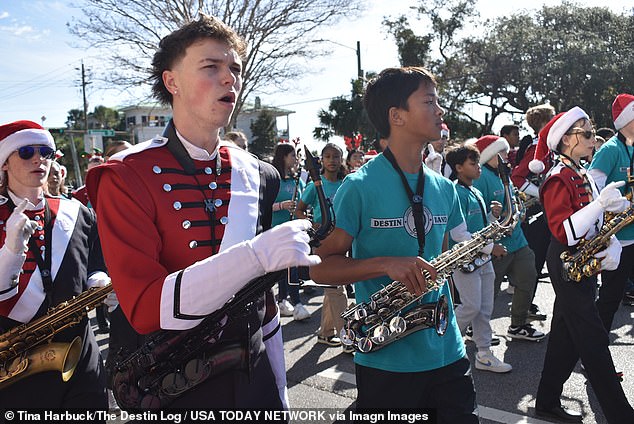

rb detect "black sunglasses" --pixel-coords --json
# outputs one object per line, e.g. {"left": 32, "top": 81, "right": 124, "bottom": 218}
{"left": 566, "top": 128, "right": 596, "bottom": 140}
{"left": 17, "top": 145, "right": 56, "bottom": 160}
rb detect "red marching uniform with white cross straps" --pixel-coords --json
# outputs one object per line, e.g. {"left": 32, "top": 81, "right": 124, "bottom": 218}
{"left": 87, "top": 121, "right": 298, "bottom": 408}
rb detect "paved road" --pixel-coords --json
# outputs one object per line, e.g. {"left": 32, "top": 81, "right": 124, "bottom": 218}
{"left": 96, "top": 274, "right": 634, "bottom": 423}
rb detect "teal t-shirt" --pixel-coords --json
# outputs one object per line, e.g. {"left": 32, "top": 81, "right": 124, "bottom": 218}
{"left": 300, "top": 178, "right": 342, "bottom": 224}
{"left": 335, "top": 154, "right": 466, "bottom": 372}
{"left": 451, "top": 182, "right": 488, "bottom": 248}
{"left": 272, "top": 177, "right": 305, "bottom": 227}
{"left": 473, "top": 165, "right": 527, "bottom": 253}
{"left": 589, "top": 135, "right": 634, "bottom": 241}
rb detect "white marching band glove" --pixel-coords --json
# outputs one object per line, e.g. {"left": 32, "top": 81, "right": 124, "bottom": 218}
{"left": 566, "top": 181, "right": 629, "bottom": 244}
{"left": 249, "top": 219, "right": 322, "bottom": 273}
{"left": 86, "top": 271, "right": 110, "bottom": 289}
{"left": 104, "top": 292, "right": 119, "bottom": 312}
{"left": 595, "top": 235, "right": 622, "bottom": 271}
{"left": 424, "top": 144, "right": 443, "bottom": 174}
{"left": 596, "top": 181, "right": 629, "bottom": 213}
{"left": 160, "top": 219, "right": 321, "bottom": 330}
{"left": 5, "top": 199, "right": 38, "bottom": 254}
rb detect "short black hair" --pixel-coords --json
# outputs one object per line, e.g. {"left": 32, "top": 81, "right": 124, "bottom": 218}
{"left": 363, "top": 67, "right": 437, "bottom": 138}
{"left": 596, "top": 127, "right": 616, "bottom": 140}
{"left": 151, "top": 15, "right": 247, "bottom": 106}
{"left": 500, "top": 125, "right": 519, "bottom": 137}
{"left": 445, "top": 144, "right": 480, "bottom": 173}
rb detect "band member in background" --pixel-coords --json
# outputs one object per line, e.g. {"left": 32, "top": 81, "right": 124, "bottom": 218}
{"left": 311, "top": 67, "right": 479, "bottom": 423}
{"left": 588, "top": 93, "right": 634, "bottom": 334}
{"left": 512, "top": 104, "right": 557, "bottom": 322}
{"left": 86, "top": 16, "right": 319, "bottom": 409}
{"left": 470, "top": 136, "right": 545, "bottom": 341}
{"left": 0, "top": 120, "right": 108, "bottom": 409}
{"left": 445, "top": 144, "right": 511, "bottom": 373}
{"left": 531, "top": 106, "right": 634, "bottom": 423}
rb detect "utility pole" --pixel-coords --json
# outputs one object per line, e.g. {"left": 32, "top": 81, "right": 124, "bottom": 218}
{"left": 356, "top": 41, "right": 363, "bottom": 80}
{"left": 81, "top": 61, "right": 89, "bottom": 131}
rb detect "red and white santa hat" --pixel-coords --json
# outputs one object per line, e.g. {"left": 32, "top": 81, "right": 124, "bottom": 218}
{"left": 528, "top": 106, "right": 588, "bottom": 174}
{"left": 0, "top": 120, "right": 55, "bottom": 167}
{"left": 612, "top": 93, "right": 634, "bottom": 131}
{"left": 468, "top": 135, "right": 509, "bottom": 165}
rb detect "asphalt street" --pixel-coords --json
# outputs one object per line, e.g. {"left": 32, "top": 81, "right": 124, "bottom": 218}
{"left": 95, "top": 273, "right": 634, "bottom": 424}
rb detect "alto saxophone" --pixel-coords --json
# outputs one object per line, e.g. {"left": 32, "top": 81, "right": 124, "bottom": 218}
{"left": 561, "top": 205, "right": 634, "bottom": 282}
{"left": 341, "top": 155, "right": 520, "bottom": 353}
{"left": 112, "top": 146, "right": 334, "bottom": 410}
{"left": 0, "top": 284, "right": 112, "bottom": 389}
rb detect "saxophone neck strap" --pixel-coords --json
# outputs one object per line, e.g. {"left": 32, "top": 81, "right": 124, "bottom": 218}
{"left": 383, "top": 148, "right": 426, "bottom": 256}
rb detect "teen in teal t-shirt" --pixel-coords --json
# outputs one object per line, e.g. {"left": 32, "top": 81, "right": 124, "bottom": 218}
{"left": 473, "top": 164, "right": 528, "bottom": 253}
{"left": 335, "top": 155, "right": 466, "bottom": 372}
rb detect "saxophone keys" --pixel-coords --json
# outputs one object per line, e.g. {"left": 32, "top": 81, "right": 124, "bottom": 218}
{"left": 184, "top": 358, "right": 209, "bottom": 384}
{"left": 353, "top": 307, "right": 368, "bottom": 322}
{"left": 372, "top": 325, "right": 390, "bottom": 344}
{"left": 340, "top": 328, "right": 356, "bottom": 346}
{"left": 389, "top": 316, "right": 407, "bottom": 334}
{"left": 162, "top": 371, "right": 188, "bottom": 394}
{"left": 357, "top": 337, "right": 373, "bottom": 353}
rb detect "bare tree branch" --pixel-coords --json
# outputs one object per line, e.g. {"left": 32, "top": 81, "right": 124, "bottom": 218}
{"left": 68, "top": 0, "right": 364, "bottom": 125}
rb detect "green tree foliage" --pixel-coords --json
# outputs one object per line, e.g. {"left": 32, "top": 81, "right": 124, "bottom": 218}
{"left": 384, "top": 1, "right": 634, "bottom": 136}
{"left": 313, "top": 79, "right": 375, "bottom": 149}
{"left": 250, "top": 110, "right": 278, "bottom": 159}
{"left": 90, "top": 105, "right": 123, "bottom": 130}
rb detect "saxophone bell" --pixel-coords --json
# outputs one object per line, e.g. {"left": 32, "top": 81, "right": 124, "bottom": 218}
{"left": 0, "top": 336, "right": 82, "bottom": 390}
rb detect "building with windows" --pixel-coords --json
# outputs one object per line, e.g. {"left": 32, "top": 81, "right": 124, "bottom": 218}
{"left": 120, "top": 98, "right": 294, "bottom": 146}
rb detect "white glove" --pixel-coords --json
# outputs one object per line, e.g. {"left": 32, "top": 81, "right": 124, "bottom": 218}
{"left": 5, "top": 199, "right": 38, "bottom": 254}
{"left": 159, "top": 219, "right": 321, "bottom": 330}
{"left": 249, "top": 219, "right": 322, "bottom": 273}
{"left": 597, "top": 181, "right": 629, "bottom": 213}
{"left": 86, "top": 271, "right": 110, "bottom": 289}
{"left": 595, "top": 235, "right": 622, "bottom": 271}
{"left": 103, "top": 291, "right": 119, "bottom": 313}
{"left": 424, "top": 144, "right": 443, "bottom": 174}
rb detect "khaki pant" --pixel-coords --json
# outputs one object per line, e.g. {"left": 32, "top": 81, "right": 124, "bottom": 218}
{"left": 318, "top": 285, "right": 348, "bottom": 338}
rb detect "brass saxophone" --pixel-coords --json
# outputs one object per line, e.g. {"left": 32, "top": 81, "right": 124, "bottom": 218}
{"left": 0, "top": 284, "right": 112, "bottom": 389}
{"left": 561, "top": 205, "right": 634, "bottom": 282}
{"left": 340, "top": 155, "right": 520, "bottom": 353}
{"left": 112, "top": 146, "right": 334, "bottom": 410}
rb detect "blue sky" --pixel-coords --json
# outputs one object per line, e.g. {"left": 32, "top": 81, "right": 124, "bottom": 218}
{"left": 1, "top": 0, "right": 631, "bottom": 144}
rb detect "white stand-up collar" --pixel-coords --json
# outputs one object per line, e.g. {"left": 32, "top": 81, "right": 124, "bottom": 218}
{"left": 175, "top": 129, "right": 219, "bottom": 161}
{"left": 7, "top": 190, "right": 45, "bottom": 211}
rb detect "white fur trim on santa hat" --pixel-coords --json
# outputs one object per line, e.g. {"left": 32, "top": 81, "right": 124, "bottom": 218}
{"left": 546, "top": 106, "right": 588, "bottom": 151}
{"left": 528, "top": 158, "right": 545, "bottom": 174}
{"left": 614, "top": 96, "right": 634, "bottom": 131}
{"left": 0, "top": 128, "right": 55, "bottom": 167}
{"left": 479, "top": 137, "right": 509, "bottom": 165}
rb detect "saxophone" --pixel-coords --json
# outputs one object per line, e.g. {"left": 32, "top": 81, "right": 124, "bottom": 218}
{"left": 340, "top": 156, "right": 520, "bottom": 353}
{"left": 0, "top": 284, "right": 112, "bottom": 389}
{"left": 561, "top": 205, "right": 634, "bottom": 282}
{"left": 112, "top": 146, "right": 334, "bottom": 410}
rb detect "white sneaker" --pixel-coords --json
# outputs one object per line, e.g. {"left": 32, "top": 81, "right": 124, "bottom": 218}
{"left": 293, "top": 303, "right": 311, "bottom": 321}
{"left": 278, "top": 299, "right": 294, "bottom": 317}
{"left": 475, "top": 351, "right": 512, "bottom": 373}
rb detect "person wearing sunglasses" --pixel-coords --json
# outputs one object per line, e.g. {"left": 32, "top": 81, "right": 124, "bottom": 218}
{"left": 588, "top": 93, "right": 634, "bottom": 342}
{"left": 0, "top": 120, "right": 109, "bottom": 410}
{"left": 529, "top": 107, "right": 634, "bottom": 423}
